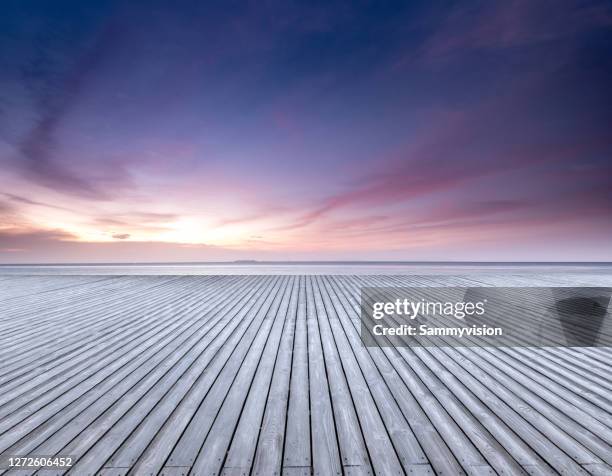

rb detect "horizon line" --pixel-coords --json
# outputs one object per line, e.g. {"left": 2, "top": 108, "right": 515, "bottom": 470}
{"left": 2, "top": 260, "right": 612, "bottom": 266}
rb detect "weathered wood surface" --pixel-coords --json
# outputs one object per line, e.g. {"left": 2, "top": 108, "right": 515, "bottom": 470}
{"left": 0, "top": 274, "right": 610, "bottom": 476}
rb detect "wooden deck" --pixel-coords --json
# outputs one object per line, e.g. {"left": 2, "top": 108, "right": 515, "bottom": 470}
{"left": 0, "top": 274, "right": 611, "bottom": 476}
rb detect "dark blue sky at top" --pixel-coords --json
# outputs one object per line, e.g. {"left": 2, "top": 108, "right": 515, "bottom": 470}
{"left": 0, "top": 0, "right": 611, "bottom": 261}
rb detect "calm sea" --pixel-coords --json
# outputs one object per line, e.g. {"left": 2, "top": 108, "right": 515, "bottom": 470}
{"left": 0, "top": 262, "right": 611, "bottom": 275}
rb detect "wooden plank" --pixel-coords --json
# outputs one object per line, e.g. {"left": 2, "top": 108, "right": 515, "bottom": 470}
{"left": 282, "top": 276, "right": 311, "bottom": 469}
{"left": 582, "top": 463, "right": 612, "bottom": 475}
{"left": 320, "top": 275, "right": 426, "bottom": 469}
{"left": 305, "top": 276, "right": 342, "bottom": 476}
{"left": 355, "top": 275, "right": 601, "bottom": 473}
{"left": 0, "top": 280, "right": 208, "bottom": 449}
{"left": 366, "top": 276, "right": 610, "bottom": 464}
{"left": 1, "top": 276, "right": 253, "bottom": 462}
{"left": 327, "top": 275, "right": 466, "bottom": 476}
{"left": 0, "top": 276, "right": 190, "bottom": 379}
{"left": 0, "top": 272, "right": 610, "bottom": 475}
{"left": 221, "top": 276, "right": 298, "bottom": 473}
{"left": 188, "top": 276, "right": 294, "bottom": 475}
{"left": 377, "top": 274, "right": 612, "bottom": 421}
{"left": 159, "top": 276, "right": 288, "bottom": 471}
{"left": 281, "top": 467, "right": 311, "bottom": 476}
{"left": 0, "top": 277, "right": 230, "bottom": 441}
{"left": 74, "top": 276, "right": 280, "bottom": 474}
{"left": 308, "top": 276, "right": 371, "bottom": 473}
{"left": 0, "top": 277, "right": 221, "bottom": 409}
{"left": 343, "top": 275, "right": 494, "bottom": 473}
{"left": 314, "top": 276, "right": 412, "bottom": 475}
{"left": 249, "top": 276, "right": 300, "bottom": 476}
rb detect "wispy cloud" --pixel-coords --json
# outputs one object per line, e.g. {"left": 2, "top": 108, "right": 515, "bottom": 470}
{"left": 1, "top": 193, "right": 75, "bottom": 212}
{"left": 0, "top": 227, "right": 77, "bottom": 251}
{"left": 9, "top": 14, "right": 132, "bottom": 200}
{"left": 92, "top": 212, "right": 179, "bottom": 235}
{"left": 420, "top": 0, "right": 612, "bottom": 59}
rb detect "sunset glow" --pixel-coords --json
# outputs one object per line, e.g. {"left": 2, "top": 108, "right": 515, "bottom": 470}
{"left": 1, "top": 1, "right": 611, "bottom": 262}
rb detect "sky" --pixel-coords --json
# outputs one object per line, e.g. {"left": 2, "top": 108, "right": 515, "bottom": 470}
{"left": 1, "top": 0, "right": 611, "bottom": 263}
